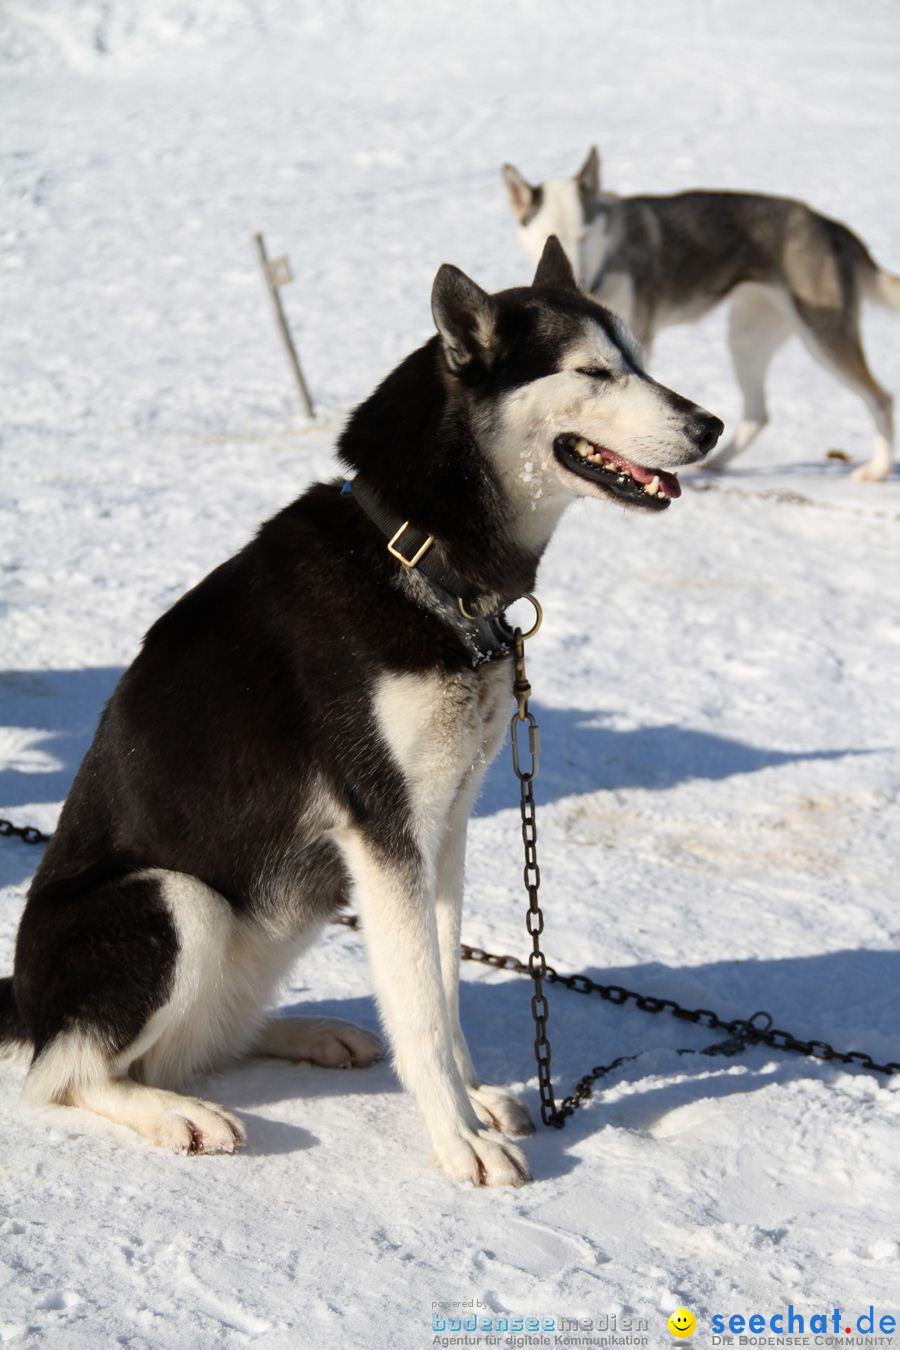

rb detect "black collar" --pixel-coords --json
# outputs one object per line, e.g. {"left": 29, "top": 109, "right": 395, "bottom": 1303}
{"left": 343, "top": 477, "right": 514, "bottom": 667}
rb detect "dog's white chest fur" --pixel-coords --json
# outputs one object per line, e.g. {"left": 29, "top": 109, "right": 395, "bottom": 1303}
{"left": 374, "top": 662, "right": 511, "bottom": 845}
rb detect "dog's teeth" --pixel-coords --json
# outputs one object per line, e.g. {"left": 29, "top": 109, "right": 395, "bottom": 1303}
{"left": 576, "top": 439, "right": 592, "bottom": 458}
{"left": 645, "top": 475, "right": 660, "bottom": 496}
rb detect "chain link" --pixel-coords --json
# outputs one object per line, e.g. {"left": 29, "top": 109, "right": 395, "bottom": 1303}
{"left": 509, "top": 628, "right": 562, "bottom": 1125}
{"left": 0, "top": 818, "right": 52, "bottom": 846}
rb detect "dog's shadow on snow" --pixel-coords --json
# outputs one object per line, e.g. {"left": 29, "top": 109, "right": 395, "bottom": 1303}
{"left": 0, "top": 667, "right": 122, "bottom": 887}
{"left": 0, "top": 667, "right": 868, "bottom": 863}
{"left": 220, "top": 946, "right": 898, "bottom": 1175}
{"left": 474, "top": 704, "right": 868, "bottom": 817}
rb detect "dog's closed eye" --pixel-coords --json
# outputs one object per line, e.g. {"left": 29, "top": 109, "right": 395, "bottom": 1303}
{"left": 575, "top": 366, "right": 614, "bottom": 380}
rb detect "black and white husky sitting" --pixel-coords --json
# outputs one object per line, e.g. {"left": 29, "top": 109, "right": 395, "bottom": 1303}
{"left": 0, "top": 238, "right": 721, "bottom": 1186}
{"left": 504, "top": 149, "right": 899, "bottom": 482}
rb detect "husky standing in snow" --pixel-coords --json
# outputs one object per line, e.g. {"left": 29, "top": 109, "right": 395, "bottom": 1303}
{"left": 503, "top": 148, "right": 899, "bottom": 482}
{"left": 0, "top": 238, "right": 721, "bottom": 1186}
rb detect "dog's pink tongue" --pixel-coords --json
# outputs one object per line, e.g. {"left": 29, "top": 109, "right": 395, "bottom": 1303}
{"left": 600, "top": 448, "right": 653, "bottom": 482}
{"left": 601, "top": 449, "right": 681, "bottom": 498}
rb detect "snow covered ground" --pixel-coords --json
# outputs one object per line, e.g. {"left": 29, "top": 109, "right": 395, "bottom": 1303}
{"left": 2, "top": 2, "right": 899, "bottom": 1345}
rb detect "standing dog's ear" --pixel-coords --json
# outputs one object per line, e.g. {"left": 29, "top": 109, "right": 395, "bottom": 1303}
{"left": 532, "top": 235, "right": 578, "bottom": 291}
{"left": 431, "top": 265, "right": 498, "bottom": 373}
{"left": 502, "top": 163, "right": 537, "bottom": 221}
{"left": 575, "top": 145, "right": 601, "bottom": 198}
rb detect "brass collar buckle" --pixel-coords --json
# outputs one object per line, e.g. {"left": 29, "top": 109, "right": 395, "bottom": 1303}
{"left": 386, "top": 521, "right": 434, "bottom": 569}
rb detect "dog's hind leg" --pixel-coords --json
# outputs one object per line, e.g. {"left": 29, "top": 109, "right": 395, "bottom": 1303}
{"left": 705, "top": 284, "right": 793, "bottom": 471}
{"left": 792, "top": 300, "right": 894, "bottom": 482}
{"left": 435, "top": 793, "right": 534, "bottom": 1139}
{"left": 335, "top": 827, "right": 529, "bottom": 1186}
{"left": 17, "top": 870, "right": 250, "bottom": 1154}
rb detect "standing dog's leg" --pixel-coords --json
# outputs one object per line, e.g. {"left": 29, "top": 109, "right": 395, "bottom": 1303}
{"left": 792, "top": 300, "right": 894, "bottom": 482}
{"left": 851, "top": 392, "right": 893, "bottom": 481}
{"left": 705, "top": 284, "right": 793, "bottom": 471}
{"left": 434, "top": 794, "right": 534, "bottom": 1138}
{"left": 336, "top": 827, "right": 529, "bottom": 1186}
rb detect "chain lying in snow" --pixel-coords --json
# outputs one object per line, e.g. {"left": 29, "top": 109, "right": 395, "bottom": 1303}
{"left": 503, "top": 622, "right": 900, "bottom": 1120}
{"left": 4, "top": 781, "right": 899, "bottom": 1124}
{"left": 337, "top": 915, "right": 900, "bottom": 1109}
{"left": 457, "top": 947, "right": 900, "bottom": 1095}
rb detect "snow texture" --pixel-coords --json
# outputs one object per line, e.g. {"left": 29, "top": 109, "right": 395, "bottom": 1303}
{"left": 1, "top": 2, "right": 899, "bottom": 1346}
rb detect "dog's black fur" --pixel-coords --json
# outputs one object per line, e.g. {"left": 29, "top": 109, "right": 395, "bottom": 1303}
{"left": 2, "top": 240, "right": 600, "bottom": 1064}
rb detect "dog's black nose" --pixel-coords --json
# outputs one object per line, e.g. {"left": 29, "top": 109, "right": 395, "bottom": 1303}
{"left": 689, "top": 412, "right": 725, "bottom": 456}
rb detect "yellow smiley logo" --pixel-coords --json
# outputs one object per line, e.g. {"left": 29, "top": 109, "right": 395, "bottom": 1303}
{"left": 668, "top": 1308, "right": 697, "bottom": 1338}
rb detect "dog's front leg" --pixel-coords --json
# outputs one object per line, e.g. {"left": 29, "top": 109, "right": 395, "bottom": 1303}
{"left": 436, "top": 803, "right": 534, "bottom": 1140}
{"left": 337, "top": 828, "right": 529, "bottom": 1187}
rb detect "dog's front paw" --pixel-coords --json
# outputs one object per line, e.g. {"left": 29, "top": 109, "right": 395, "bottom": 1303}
{"left": 154, "top": 1097, "right": 246, "bottom": 1155}
{"left": 468, "top": 1083, "right": 534, "bottom": 1137}
{"left": 433, "top": 1129, "right": 531, "bottom": 1187}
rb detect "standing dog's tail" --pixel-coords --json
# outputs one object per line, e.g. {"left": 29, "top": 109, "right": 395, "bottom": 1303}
{"left": 0, "top": 976, "right": 30, "bottom": 1062}
{"left": 865, "top": 266, "right": 900, "bottom": 310}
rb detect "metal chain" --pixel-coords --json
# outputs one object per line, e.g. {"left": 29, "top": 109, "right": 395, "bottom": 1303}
{"left": 508, "top": 624, "right": 643, "bottom": 1125}
{"left": 509, "top": 627, "right": 560, "bottom": 1126}
{"left": 458, "top": 947, "right": 900, "bottom": 1088}
{"left": 0, "top": 818, "right": 52, "bottom": 846}
{"left": 503, "top": 627, "right": 899, "bottom": 1123}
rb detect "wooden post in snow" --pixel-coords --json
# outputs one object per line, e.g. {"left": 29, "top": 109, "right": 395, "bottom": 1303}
{"left": 254, "top": 231, "right": 314, "bottom": 419}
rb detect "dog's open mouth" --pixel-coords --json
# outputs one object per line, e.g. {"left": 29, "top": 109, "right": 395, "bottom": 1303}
{"left": 553, "top": 434, "right": 681, "bottom": 510}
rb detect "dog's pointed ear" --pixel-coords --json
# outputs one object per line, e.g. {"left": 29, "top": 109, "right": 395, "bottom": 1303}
{"left": 575, "top": 145, "right": 601, "bottom": 198}
{"left": 502, "top": 163, "right": 537, "bottom": 220}
{"left": 532, "top": 235, "right": 578, "bottom": 291}
{"left": 431, "top": 264, "right": 498, "bottom": 373}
